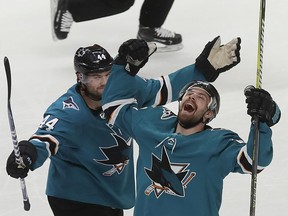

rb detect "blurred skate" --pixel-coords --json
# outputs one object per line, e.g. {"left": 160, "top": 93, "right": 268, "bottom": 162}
{"left": 50, "top": 0, "right": 73, "bottom": 41}
{"left": 137, "top": 26, "right": 183, "bottom": 52}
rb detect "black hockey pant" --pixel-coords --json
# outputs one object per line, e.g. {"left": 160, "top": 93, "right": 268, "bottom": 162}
{"left": 68, "top": 0, "right": 174, "bottom": 28}
{"left": 48, "top": 196, "right": 123, "bottom": 216}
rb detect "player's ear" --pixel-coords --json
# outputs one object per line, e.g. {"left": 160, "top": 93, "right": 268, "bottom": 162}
{"left": 203, "top": 110, "right": 214, "bottom": 122}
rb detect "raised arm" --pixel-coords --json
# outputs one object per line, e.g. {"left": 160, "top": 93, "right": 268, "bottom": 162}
{"left": 103, "top": 37, "right": 241, "bottom": 115}
{"left": 237, "top": 86, "right": 281, "bottom": 173}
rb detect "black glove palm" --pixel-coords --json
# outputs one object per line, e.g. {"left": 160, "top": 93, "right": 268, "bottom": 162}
{"left": 6, "top": 141, "right": 37, "bottom": 179}
{"left": 114, "top": 39, "right": 157, "bottom": 76}
{"left": 244, "top": 85, "right": 281, "bottom": 127}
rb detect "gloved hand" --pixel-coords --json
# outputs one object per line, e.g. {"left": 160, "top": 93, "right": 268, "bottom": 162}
{"left": 6, "top": 141, "right": 37, "bottom": 179}
{"left": 114, "top": 39, "right": 157, "bottom": 76}
{"left": 244, "top": 85, "right": 281, "bottom": 127}
{"left": 195, "top": 36, "right": 241, "bottom": 82}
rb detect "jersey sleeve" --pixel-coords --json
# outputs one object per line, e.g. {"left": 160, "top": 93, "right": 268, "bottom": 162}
{"left": 140, "top": 64, "right": 206, "bottom": 107}
{"left": 236, "top": 122, "right": 273, "bottom": 174}
{"left": 214, "top": 123, "right": 273, "bottom": 176}
{"left": 29, "top": 112, "right": 62, "bottom": 169}
{"left": 106, "top": 103, "right": 140, "bottom": 140}
{"left": 102, "top": 64, "right": 205, "bottom": 113}
{"left": 29, "top": 98, "right": 80, "bottom": 170}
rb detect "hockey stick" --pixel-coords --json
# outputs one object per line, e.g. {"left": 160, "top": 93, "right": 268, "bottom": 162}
{"left": 250, "top": 0, "right": 266, "bottom": 215}
{"left": 4, "top": 57, "right": 31, "bottom": 211}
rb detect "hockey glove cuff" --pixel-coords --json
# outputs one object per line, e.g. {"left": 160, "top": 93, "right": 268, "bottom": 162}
{"left": 114, "top": 39, "right": 157, "bottom": 76}
{"left": 196, "top": 36, "right": 241, "bottom": 82}
{"left": 6, "top": 140, "right": 37, "bottom": 179}
{"left": 244, "top": 85, "right": 281, "bottom": 127}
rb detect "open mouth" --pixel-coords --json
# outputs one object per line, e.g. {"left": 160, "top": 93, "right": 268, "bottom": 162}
{"left": 184, "top": 103, "right": 195, "bottom": 112}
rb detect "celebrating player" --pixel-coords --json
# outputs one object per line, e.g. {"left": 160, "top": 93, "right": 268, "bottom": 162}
{"left": 102, "top": 39, "right": 281, "bottom": 216}
{"left": 6, "top": 37, "right": 241, "bottom": 216}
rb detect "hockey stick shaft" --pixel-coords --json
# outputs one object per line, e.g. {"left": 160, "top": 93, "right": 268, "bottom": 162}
{"left": 256, "top": 0, "right": 265, "bottom": 89}
{"left": 4, "top": 57, "right": 31, "bottom": 211}
{"left": 250, "top": 0, "right": 266, "bottom": 215}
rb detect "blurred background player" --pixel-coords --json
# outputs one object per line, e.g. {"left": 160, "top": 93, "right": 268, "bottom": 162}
{"left": 51, "top": 0, "right": 182, "bottom": 52}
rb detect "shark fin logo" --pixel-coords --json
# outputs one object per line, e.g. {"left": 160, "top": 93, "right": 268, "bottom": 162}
{"left": 62, "top": 96, "right": 79, "bottom": 111}
{"left": 95, "top": 134, "right": 132, "bottom": 176}
{"left": 144, "top": 146, "right": 196, "bottom": 198}
{"left": 161, "top": 107, "right": 176, "bottom": 120}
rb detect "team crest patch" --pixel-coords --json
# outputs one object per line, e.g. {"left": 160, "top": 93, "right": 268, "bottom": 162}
{"left": 62, "top": 96, "right": 79, "bottom": 110}
{"left": 144, "top": 146, "right": 196, "bottom": 198}
{"left": 161, "top": 107, "right": 176, "bottom": 120}
{"left": 95, "top": 133, "right": 132, "bottom": 176}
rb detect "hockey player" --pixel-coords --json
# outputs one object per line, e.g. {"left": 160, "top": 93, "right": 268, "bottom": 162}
{"left": 6, "top": 37, "right": 241, "bottom": 216}
{"left": 102, "top": 41, "right": 281, "bottom": 216}
{"left": 51, "top": 0, "right": 182, "bottom": 52}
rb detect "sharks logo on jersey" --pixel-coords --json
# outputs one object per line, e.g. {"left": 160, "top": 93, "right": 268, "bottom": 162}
{"left": 161, "top": 107, "right": 176, "bottom": 120}
{"left": 155, "top": 136, "right": 177, "bottom": 154}
{"left": 144, "top": 146, "right": 196, "bottom": 198}
{"left": 62, "top": 96, "right": 79, "bottom": 111}
{"left": 94, "top": 133, "right": 132, "bottom": 176}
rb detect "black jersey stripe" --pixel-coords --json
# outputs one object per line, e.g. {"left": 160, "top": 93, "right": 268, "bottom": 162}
{"left": 29, "top": 135, "right": 59, "bottom": 155}
{"left": 238, "top": 151, "right": 263, "bottom": 174}
{"left": 158, "top": 76, "right": 168, "bottom": 105}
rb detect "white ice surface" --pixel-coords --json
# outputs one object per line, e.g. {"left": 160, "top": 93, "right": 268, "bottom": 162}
{"left": 1, "top": 0, "right": 287, "bottom": 215}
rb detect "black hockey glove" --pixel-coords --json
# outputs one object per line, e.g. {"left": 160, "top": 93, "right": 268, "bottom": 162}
{"left": 195, "top": 36, "right": 241, "bottom": 82}
{"left": 114, "top": 39, "right": 157, "bottom": 76}
{"left": 6, "top": 141, "right": 37, "bottom": 179}
{"left": 244, "top": 85, "right": 281, "bottom": 127}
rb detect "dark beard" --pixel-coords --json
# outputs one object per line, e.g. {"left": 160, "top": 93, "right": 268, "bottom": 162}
{"left": 81, "top": 84, "right": 102, "bottom": 101}
{"left": 177, "top": 116, "right": 204, "bottom": 129}
{"left": 85, "top": 90, "right": 102, "bottom": 101}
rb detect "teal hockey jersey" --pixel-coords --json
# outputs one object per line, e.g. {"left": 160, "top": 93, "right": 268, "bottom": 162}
{"left": 102, "top": 65, "right": 273, "bottom": 215}
{"left": 28, "top": 63, "right": 206, "bottom": 209}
